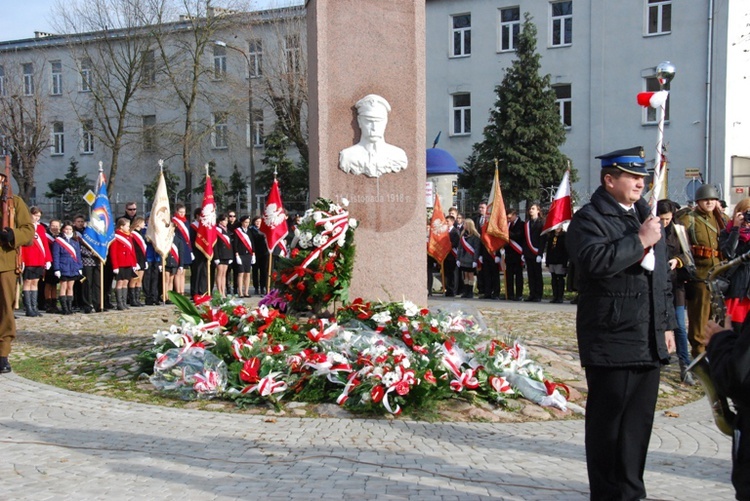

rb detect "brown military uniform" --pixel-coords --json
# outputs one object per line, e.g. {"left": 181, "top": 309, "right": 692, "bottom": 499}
{"left": 1, "top": 195, "right": 34, "bottom": 358}
{"left": 678, "top": 208, "right": 726, "bottom": 356}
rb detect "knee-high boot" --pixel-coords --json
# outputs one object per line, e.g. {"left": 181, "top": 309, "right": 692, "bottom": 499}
{"left": 30, "top": 290, "right": 43, "bottom": 316}
{"left": 115, "top": 288, "right": 126, "bottom": 311}
{"left": 23, "top": 291, "right": 34, "bottom": 317}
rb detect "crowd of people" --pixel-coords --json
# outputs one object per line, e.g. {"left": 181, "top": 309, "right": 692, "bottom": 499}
{"left": 10, "top": 202, "right": 299, "bottom": 316}
{"left": 431, "top": 202, "right": 572, "bottom": 305}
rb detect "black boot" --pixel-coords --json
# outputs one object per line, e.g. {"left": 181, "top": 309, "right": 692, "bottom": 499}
{"left": 59, "top": 296, "right": 68, "bottom": 315}
{"left": 115, "top": 288, "right": 126, "bottom": 310}
{"left": 30, "top": 290, "right": 43, "bottom": 316}
{"left": 0, "top": 357, "right": 11, "bottom": 374}
{"left": 23, "top": 291, "right": 34, "bottom": 317}
{"left": 133, "top": 287, "right": 144, "bottom": 307}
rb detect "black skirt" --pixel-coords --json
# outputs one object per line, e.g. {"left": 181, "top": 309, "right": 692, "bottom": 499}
{"left": 23, "top": 266, "right": 45, "bottom": 280}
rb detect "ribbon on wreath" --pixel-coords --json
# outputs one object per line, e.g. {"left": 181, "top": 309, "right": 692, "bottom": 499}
{"left": 240, "top": 372, "right": 288, "bottom": 397}
{"left": 449, "top": 367, "right": 480, "bottom": 392}
{"left": 193, "top": 370, "right": 222, "bottom": 394}
{"left": 283, "top": 211, "right": 350, "bottom": 285}
{"left": 307, "top": 319, "right": 338, "bottom": 342}
{"left": 336, "top": 371, "right": 362, "bottom": 405}
{"left": 231, "top": 336, "right": 255, "bottom": 361}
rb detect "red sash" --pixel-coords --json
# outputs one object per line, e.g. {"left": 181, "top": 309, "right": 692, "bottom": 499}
{"left": 460, "top": 236, "right": 475, "bottom": 256}
{"left": 173, "top": 217, "right": 192, "bottom": 249}
{"left": 217, "top": 226, "right": 232, "bottom": 249}
{"left": 235, "top": 227, "right": 253, "bottom": 253}
{"left": 524, "top": 221, "right": 539, "bottom": 256}
{"left": 131, "top": 231, "right": 147, "bottom": 255}
{"left": 55, "top": 237, "right": 78, "bottom": 260}
{"left": 35, "top": 232, "right": 47, "bottom": 256}
{"left": 115, "top": 233, "right": 133, "bottom": 251}
{"left": 170, "top": 243, "right": 180, "bottom": 264}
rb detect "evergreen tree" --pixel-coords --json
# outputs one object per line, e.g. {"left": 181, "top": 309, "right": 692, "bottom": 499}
{"left": 466, "top": 13, "right": 574, "bottom": 207}
{"left": 192, "top": 161, "right": 229, "bottom": 213}
{"left": 45, "top": 158, "right": 92, "bottom": 220}
{"left": 256, "top": 126, "right": 309, "bottom": 212}
{"left": 143, "top": 165, "right": 181, "bottom": 209}
{"left": 225, "top": 164, "right": 249, "bottom": 215}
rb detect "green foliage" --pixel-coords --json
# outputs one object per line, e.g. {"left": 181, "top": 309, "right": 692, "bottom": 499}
{"left": 193, "top": 161, "right": 229, "bottom": 212}
{"left": 143, "top": 165, "right": 181, "bottom": 208}
{"left": 465, "top": 13, "right": 575, "bottom": 207}
{"left": 256, "top": 126, "right": 309, "bottom": 210}
{"left": 45, "top": 158, "right": 92, "bottom": 220}
{"left": 225, "top": 164, "right": 249, "bottom": 214}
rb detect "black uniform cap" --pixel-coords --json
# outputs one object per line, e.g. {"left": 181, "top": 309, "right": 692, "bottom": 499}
{"left": 596, "top": 146, "right": 647, "bottom": 176}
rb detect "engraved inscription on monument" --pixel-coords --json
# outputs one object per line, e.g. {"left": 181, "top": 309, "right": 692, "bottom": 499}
{"left": 339, "top": 94, "right": 408, "bottom": 178}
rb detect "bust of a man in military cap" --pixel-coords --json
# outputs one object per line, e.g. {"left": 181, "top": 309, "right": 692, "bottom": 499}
{"left": 339, "top": 94, "right": 408, "bottom": 178}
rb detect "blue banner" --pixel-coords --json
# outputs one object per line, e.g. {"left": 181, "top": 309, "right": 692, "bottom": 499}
{"left": 82, "top": 180, "right": 115, "bottom": 262}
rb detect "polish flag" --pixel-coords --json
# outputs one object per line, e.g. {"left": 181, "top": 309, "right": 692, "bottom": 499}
{"left": 195, "top": 171, "right": 217, "bottom": 259}
{"left": 261, "top": 178, "right": 288, "bottom": 252}
{"left": 542, "top": 170, "right": 573, "bottom": 235}
{"left": 636, "top": 90, "right": 669, "bottom": 109}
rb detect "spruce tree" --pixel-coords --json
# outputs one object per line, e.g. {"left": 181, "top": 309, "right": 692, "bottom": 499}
{"left": 467, "top": 13, "right": 573, "bottom": 207}
{"left": 225, "top": 164, "right": 249, "bottom": 214}
{"left": 45, "top": 158, "right": 92, "bottom": 220}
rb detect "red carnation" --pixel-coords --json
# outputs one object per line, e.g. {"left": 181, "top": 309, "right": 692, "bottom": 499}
{"left": 325, "top": 261, "right": 335, "bottom": 273}
{"left": 233, "top": 305, "right": 248, "bottom": 317}
{"left": 329, "top": 277, "right": 337, "bottom": 285}
{"left": 314, "top": 272, "right": 324, "bottom": 281}
{"left": 296, "top": 282, "right": 306, "bottom": 291}
{"left": 291, "top": 248, "right": 300, "bottom": 258}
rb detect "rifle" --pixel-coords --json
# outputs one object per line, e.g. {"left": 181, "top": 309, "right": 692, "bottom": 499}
{"left": 0, "top": 154, "right": 23, "bottom": 274}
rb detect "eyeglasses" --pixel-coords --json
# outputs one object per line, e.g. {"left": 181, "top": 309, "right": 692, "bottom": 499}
{"left": 228, "top": 214, "right": 236, "bottom": 218}
{"left": 126, "top": 208, "right": 137, "bottom": 211}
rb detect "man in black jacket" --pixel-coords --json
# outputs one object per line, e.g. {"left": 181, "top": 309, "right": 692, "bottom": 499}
{"left": 705, "top": 318, "right": 750, "bottom": 500}
{"left": 566, "top": 146, "right": 676, "bottom": 500}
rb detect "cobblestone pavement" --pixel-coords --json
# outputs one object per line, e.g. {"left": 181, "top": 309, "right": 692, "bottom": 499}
{"left": 0, "top": 297, "right": 737, "bottom": 500}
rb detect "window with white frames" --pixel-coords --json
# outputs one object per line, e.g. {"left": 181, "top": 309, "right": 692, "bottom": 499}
{"left": 451, "top": 93, "right": 471, "bottom": 135}
{"left": 550, "top": 1, "right": 572, "bottom": 47}
{"left": 23, "top": 63, "right": 34, "bottom": 95}
{"left": 51, "top": 60, "right": 62, "bottom": 95}
{"left": 213, "top": 45, "right": 226, "bottom": 79}
{"left": 643, "top": 77, "right": 670, "bottom": 123}
{"left": 248, "top": 109, "right": 264, "bottom": 147}
{"left": 554, "top": 84, "right": 572, "bottom": 128}
{"left": 142, "top": 115, "right": 156, "bottom": 152}
{"left": 51, "top": 122, "right": 64, "bottom": 155}
{"left": 142, "top": 50, "right": 156, "bottom": 86}
{"left": 80, "top": 58, "right": 92, "bottom": 92}
{"left": 284, "top": 35, "right": 301, "bottom": 73}
{"left": 0, "top": 65, "right": 5, "bottom": 96}
{"left": 211, "top": 112, "right": 228, "bottom": 149}
{"left": 499, "top": 7, "right": 520, "bottom": 52}
{"left": 248, "top": 39, "right": 262, "bottom": 78}
{"left": 451, "top": 14, "right": 471, "bottom": 57}
{"left": 647, "top": 0, "right": 671, "bottom": 35}
{"left": 81, "top": 120, "right": 94, "bottom": 154}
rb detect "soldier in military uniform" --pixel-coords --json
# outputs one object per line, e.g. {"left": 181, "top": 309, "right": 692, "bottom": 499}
{"left": 678, "top": 184, "right": 727, "bottom": 357}
{"left": 0, "top": 170, "right": 35, "bottom": 373}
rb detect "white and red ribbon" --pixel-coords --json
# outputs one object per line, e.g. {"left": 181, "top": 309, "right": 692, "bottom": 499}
{"left": 55, "top": 237, "right": 79, "bottom": 261}
{"left": 284, "top": 211, "right": 349, "bottom": 285}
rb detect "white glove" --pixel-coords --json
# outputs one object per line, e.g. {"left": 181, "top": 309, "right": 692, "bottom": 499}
{"left": 144, "top": 263, "right": 149, "bottom": 270}
{"left": 54, "top": 270, "right": 61, "bottom": 278}
{"left": 228, "top": 260, "right": 233, "bottom": 265}
{"left": 191, "top": 252, "right": 195, "bottom": 260}
{"left": 158, "top": 265, "right": 163, "bottom": 272}
{"left": 113, "top": 268, "right": 120, "bottom": 274}
{"left": 214, "top": 260, "right": 220, "bottom": 265}
{"left": 494, "top": 256, "right": 501, "bottom": 264}
{"left": 235, "top": 255, "right": 242, "bottom": 265}
{"left": 45, "top": 261, "right": 52, "bottom": 270}
{"left": 135, "top": 263, "right": 141, "bottom": 271}
{"left": 472, "top": 262, "right": 477, "bottom": 268}
{"left": 178, "top": 266, "right": 183, "bottom": 271}
{"left": 251, "top": 254, "right": 256, "bottom": 265}
{"left": 536, "top": 255, "right": 542, "bottom": 263}
{"left": 79, "top": 270, "right": 83, "bottom": 275}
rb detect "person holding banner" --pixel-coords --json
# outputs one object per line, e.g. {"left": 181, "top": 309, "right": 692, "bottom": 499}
{"left": 52, "top": 222, "right": 83, "bottom": 315}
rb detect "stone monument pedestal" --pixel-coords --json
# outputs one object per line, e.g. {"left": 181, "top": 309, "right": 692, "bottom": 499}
{"left": 307, "top": 0, "right": 427, "bottom": 305}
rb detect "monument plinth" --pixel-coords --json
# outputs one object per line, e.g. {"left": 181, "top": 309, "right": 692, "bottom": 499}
{"left": 307, "top": 0, "right": 427, "bottom": 304}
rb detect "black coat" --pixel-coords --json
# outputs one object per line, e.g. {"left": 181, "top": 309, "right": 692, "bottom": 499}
{"left": 566, "top": 186, "right": 675, "bottom": 367}
{"left": 523, "top": 218, "right": 545, "bottom": 259}
{"left": 718, "top": 226, "right": 750, "bottom": 299}
{"left": 545, "top": 230, "right": 568, "bottom": 267}
{"left": 505, "top": 218, "right": 524, "bottom": 265}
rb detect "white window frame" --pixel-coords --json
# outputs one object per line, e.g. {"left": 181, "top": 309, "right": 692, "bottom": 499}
{"left": 213, "top": 45, "right": 226, "bottom": 80}
{"left": 450, "top": 93, "right": 471, "bottom": 136}
{"left": 247, "top": 109, "right": 264, "bottom": 148}
{"left": 79, "top": 58, "right": 92, "bottom": 92}
{"left": 284, "top": 35, "right": 301, "bottom": 73}
{"left": 550, "top": 1, "right": 573, "bottom": 47}
{"left": 498, "top": 7, "right": 521, "bottom": 52}
{"left": 450, "top": 14, "right": 471, "bottom": 58}
{"left": 50, "top": 60, "right": 63, "bottom": 96}
{"left": 211, "top": 112, "right": 229, "bottom": 149}
{"left": 0, "top": 65, "right": 5, "bottom": 97}
{"left": 248, "top": 39, "right": 262, "bottom": 78}
{"left": 646, "top": 0, "right": 671, "bottom": 36}
{"left": 142, "top": 115, "right": 156, "bottom": 152}
{"left": 553, "top": 84, "right": 572, "bottom": 129}
{"left": 23, "top": 63, "right": 34, "bottom": 95}
{"left": 81, "top": 120, "right": 94, "bottom": 154}
{"left": 643, "top": 77, "right": 670, "bottom": 124}
{"left": 51, "top": 122, "right": 64, "bottom": 155}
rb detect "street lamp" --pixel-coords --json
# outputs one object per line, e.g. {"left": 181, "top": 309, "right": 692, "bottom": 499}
{"left": 214, "top": 40, "right": 256, "bottom": 214}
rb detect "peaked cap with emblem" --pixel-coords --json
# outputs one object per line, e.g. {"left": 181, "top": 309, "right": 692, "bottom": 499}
{"left": 596, "top": 146, "right": 648, "bottom": 176}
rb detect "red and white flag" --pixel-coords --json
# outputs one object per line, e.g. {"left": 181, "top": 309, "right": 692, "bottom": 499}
{"left": 261, "top": 178, "right": 288, "bottom": 252}
{"left": 482, "top": 166, "right": 509, "bottom": 254}
{"left": 195, "top": 171, "right": 217, "bottom": 259}
{"left": 542, "top": 170, "right": 573, "bottom": 235}
{"left": 427, "top": 193, "right": 452, "bottom": 263}
{"left": 636, "top": 90, "right": 668, "bottom": 109}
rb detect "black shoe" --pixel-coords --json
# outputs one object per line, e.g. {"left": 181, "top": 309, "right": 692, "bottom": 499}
{"left": 0, "top": 357, "right": 11, "bottom": 374}
{"left": 84, "top": 306, "right": 94, "bottom": 314}
{"left": 444, "top": 291, "right": 455, "bottom": 297}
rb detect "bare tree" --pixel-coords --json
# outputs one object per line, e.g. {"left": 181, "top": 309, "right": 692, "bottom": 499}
{"left": 0, "top": 60, "right": 50, "bottom": 200}
{"left": 53, "top": 0, "right": 161, "bottom": 194}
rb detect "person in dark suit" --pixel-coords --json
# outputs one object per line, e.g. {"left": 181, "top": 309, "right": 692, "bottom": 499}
{"left": 566, "top": 146, "right": 676, "bottom": 500}
{"left": 250, "top": 216, "right": 269, "bottom": 295}
{"left": 451, "top": 213, "right": 465, "bottom": 296}
{"left": 523, "top": 203, "right": 545, "bottom": 302}
{"left": 504, "top": 209, "right": 524, "bottom": 301}
{"left": 474, "top": 202, "right": 500, "bottom": 299}
{"left": 442, "top": 214, "right": 457, "bottom": 296}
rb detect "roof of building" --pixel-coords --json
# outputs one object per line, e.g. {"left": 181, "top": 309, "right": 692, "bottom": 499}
{"left": 426, "top": 147, "right": 461, "bottom": 175}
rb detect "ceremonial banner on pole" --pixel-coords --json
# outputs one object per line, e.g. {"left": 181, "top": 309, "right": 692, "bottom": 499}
{"left": 542, "top": 170, "right": 573, "bottom": 235}
{"left": 146, "top": 164, "right": 174, "bottom": 259}
{"left": 482, "top": 166, "right": 509, "bottom": 254}
{"left": 82, "top": 168, "right": 115, "bottom": 262}
{"left": 261, "top": 178, "right": 288, "bottom": 252}
{"left": 195, "top": 168, "right": 217, "bottom": 259}
{"left": 427, "top": 193, "right": 451, "bottom": 263}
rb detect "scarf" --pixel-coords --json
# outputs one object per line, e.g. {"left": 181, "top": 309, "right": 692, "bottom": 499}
{"left": 726, "top": 219, "right": 750, "bottom": 243}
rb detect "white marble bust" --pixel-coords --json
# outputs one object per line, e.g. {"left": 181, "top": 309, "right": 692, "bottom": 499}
{"left": 339, "top": 94, "right": 408, "bottom": 178}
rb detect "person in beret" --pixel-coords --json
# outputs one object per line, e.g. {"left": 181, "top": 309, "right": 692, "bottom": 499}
{"left": 566, "top": 146, "right": 676, "bottom": 500}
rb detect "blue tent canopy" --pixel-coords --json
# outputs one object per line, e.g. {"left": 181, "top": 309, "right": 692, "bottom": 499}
{"left": 426, "top": 148, "right": 461, "bottom": 175}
